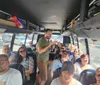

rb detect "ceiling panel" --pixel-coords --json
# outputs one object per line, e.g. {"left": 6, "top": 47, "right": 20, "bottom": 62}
{"left": 0, "top": 0, "right": 81, "bottom": 30}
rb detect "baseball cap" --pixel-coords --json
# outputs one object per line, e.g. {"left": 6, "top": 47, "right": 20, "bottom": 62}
{"left": 61, "top": 61, "right": 74, "bottom": 73}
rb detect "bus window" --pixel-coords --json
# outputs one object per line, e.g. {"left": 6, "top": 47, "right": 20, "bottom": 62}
{"left": 33, "top": 34, "right": 38, "bottom": 45}
{"left": 63, "top": 36, "right": 70, "bottom": 46}
{"left": 25, "top": 34, "right": 33, "bottom": 46}
{"left": 50, "top": 34, "right": 63, "bottom": 43}
{"left": 78, "top": 38, "right": 86, "bottom": 54}
{"left": 72, "top": 35, "right": 79, "bottom": 48}
{"left": 88, "top": 39, "right": 100, "bottom": 68}
{"left": 13, "top": 34, "right": 26, "bottom": 51}
{"left": 0, "top": 33, "right": 13, "bottom": 52}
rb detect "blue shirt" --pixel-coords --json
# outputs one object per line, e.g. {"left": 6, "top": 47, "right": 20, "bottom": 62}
{"left": 49, "top": 59, "right": 70, "bottom": 72}
{"left": 49, "top": 60, "right": 62, "bottom": 72}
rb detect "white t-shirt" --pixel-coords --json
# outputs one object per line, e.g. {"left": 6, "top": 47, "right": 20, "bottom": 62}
{"left": 74, "top": 62, "right": 94, "bottom": 80}
{"left": 50, "top": 78, "right": 82, "bottom": 85}
{"left": 0, "top": 68, "right": 22, "bottom": 85}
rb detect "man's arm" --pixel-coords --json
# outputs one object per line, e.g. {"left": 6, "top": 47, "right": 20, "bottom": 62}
{"left": 36, "top": 43, "right": 51, "bottom": 54}
{"left": 36, "top": 41, "right": 56, "bottom": 54}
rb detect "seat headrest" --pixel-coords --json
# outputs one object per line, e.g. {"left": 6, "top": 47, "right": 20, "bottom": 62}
{"left": 53, "top": 67, "right": 61, "bottom": 79}
{"left": 79, "top": 69, "right": 96, "bottom": 85}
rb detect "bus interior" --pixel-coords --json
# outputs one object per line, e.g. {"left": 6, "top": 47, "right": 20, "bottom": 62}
{"left": 0, "top": 0, "right": 100, "bottom": 85}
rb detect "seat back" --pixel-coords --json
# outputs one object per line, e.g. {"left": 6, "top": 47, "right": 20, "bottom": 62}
{"left": 53, "top": 67, "right": 61, "bottom": 79}
{"left": 79, "top": 69, "right": 96, "bottom": 85}
{"left": 9, "top": 64, "right": 26, "bottom": 84}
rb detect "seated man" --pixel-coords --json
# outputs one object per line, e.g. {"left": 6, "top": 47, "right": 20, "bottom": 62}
{"left": 0, "top": 54, "right": 22, "bottom": 85}
{"left": 48, "top": 50, "right": 70, "bottom": 82}
{"left": 90, "top": 67, "right": 100, "bottom": 85}
{"left": 1, "top": 45, "right": 17, "bottom": 64}
{"left": 50, "top": 61, "right": 82, "bottom": 85}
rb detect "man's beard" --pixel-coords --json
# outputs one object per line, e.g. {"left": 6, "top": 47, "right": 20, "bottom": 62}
{"left": 46, "top": 36, "right": 51, "bottom": 39}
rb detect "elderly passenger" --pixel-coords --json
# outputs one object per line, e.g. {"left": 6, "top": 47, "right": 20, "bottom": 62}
{"left": 1, "top": 45, "right": 17, "bottom": 64}
{"left": 0, "top": 54, "right": 22, "bottom": 85}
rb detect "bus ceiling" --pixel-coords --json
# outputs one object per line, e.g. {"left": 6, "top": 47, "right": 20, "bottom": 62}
{"left": 0, "top": 0, "right": 81, "bottom": 30}
{"left": 0, "top": 0, "right": 99, "bottom": 35}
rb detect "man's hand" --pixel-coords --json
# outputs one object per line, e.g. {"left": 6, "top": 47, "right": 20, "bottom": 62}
{"left": 49, "top": 41, "right": 57, "bottom": 46}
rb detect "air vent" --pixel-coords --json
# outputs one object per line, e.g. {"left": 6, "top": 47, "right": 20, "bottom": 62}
{"left": 83, "top": 28, "right": 92, "bottom": 31}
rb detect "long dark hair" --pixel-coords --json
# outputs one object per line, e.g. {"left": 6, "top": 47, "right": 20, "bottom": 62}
{"left": 17, "top": 46, "right": 29, "bottom": 63}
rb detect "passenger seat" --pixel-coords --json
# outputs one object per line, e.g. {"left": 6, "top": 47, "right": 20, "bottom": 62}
{"left": 79, "top": 69, "right": 96, "bottom": 85}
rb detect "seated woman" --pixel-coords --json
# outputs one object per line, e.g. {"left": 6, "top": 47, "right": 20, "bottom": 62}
{"left": 17, "top": 46, "right": 34, "bottom": 85}
{"left": 74, "top": 54, "right": 94, "bottom": 80}
{"left": 90, "top": 67, "right": 100, "bottom": 85}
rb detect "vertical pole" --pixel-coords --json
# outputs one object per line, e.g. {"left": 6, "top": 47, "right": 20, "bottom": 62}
{"left": 85, "top": 38, "right": 90, "bottom": 63}
{"left": 10, "top": 34, "right": 16, "bottom": 51}
{"left": 80, "top": 0, "right": 90, "bottom": 22}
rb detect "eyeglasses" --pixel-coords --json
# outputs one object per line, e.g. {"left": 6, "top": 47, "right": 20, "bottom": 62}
{"left": 96, "top": 74, "right": 100, "bottom": 77}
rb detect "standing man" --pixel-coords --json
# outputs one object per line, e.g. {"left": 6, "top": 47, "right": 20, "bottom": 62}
{"left": 36, "top": 29, "right": 56, "bottom": 85}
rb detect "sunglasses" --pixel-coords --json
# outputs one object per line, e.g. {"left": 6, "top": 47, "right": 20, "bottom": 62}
{"left": 19, "top": 49, "right": 26, "bottom": 53}
{"left": 62, "top": 50, "right": 68, "bottom": 54}
{"left": 96, "top": 74, "right": 100, "bottom": 77}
